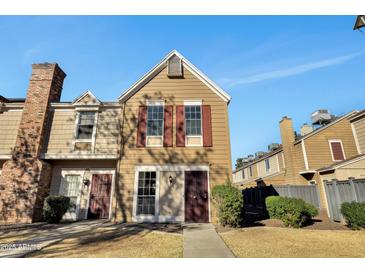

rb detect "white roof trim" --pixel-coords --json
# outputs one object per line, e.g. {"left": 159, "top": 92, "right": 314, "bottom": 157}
{"left": 118, "top": 50, "right": 231, "bottom": 103}
{"left": 319, "top": 154, "right": 365, "bottom": 172}
{"left": 295, "top": 111, "right": 359, "bottom": 143}
{"left": 72, "top": 90, "right": 102, "bottom": 106}
{"left": 41, "top": 153, "right": 119, "bottom": 160}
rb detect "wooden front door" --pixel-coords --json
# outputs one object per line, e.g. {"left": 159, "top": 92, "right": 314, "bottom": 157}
{"left": 184, "top": 171, "right": 209, "bottom": 223}
{"left": 87, "top": 174, "right": 112, "bottom": 219}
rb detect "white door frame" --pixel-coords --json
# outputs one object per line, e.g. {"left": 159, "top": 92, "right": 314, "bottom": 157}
{"left": 60, "top": 168, "right": 116, "bottom": 220}
{"left": 132, "top": 164, "right": 210, "bottom": 223}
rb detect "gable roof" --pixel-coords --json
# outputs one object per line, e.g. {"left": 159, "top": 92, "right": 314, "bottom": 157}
{"left": 294, "top": 110, "right": 359, "bottom": 144}
{"left": 118, "top": 50, "right": 231, "bottom": 103}
{"left": 233, "top": 146, "right": 283, "bottom": 173}
{"left": 349, "top": 109, "right": 365, "bottom": 123}
{"left": 318, "top": 153, "right": 365, "bottom": 173}
{"left": 72, "top": 90, "right": 102, "bottom": 106}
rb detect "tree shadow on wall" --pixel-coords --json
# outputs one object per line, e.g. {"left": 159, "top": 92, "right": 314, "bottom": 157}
{"left": 117, "top": 91, "right": 229, "bottom": 221}
{"left": 0, "top": 126, "right": 51, "bottom": 223}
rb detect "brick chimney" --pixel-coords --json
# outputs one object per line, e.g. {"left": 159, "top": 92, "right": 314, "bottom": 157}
{"left": 0, "top": 63, "right": 66, "bottom": 224}
{"left": 279, "top": 116, "right": 297, "bottom": 182}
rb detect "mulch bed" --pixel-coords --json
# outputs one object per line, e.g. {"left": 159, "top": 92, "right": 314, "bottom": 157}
{"left": 214, "top": 211, "right": 350, "bottom": 232}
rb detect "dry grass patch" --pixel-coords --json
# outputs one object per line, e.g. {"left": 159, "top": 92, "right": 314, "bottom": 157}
{"left": 27, "top": 230, "right": 183, "bottom": 258}
{"left": 220, "top": 227, "right": 365, "bottom": 258}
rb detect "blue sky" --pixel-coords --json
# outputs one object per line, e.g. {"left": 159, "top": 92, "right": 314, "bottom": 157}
{"left": 0, "top": 16, "right": 364, "bottom": 167}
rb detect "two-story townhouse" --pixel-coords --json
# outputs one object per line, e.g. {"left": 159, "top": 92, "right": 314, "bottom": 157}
{"left": 318, "top": 110, "right": 365, "bottom": 181}
{"left": 233, "top": 111, "right": 361, "bottom": 209}
{"left": 0, "top": 50, "right": 232, "bottom": 224}
{"left": 232, "top": 147, "right": 286, "bottom": 187}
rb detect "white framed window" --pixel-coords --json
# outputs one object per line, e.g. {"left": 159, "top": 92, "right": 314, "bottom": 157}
{"left": 146, "top": 100, "right": 164, "bottom": 147}
{"left": 136, "top": 171, "right": 157, "bottom": 215}
{"left": 61, "top": 174, "right": 82, "bottom": 213}
{"left": 184, "top": 100, "right": 202, "bottom": 146}
{"left": 76, "top": 112, "right": 96, "bottom": 140}
{"left": 249, "top": 166, "right": 253, "bottom": 177}
{"left": 328, "top": 139, "right": 346, "bottom": 162}
{"left": 265, "top": 159, "right": 271, "bottom": 172}
{"left": 242, "top": 169, "right": 245, "bottom": 179}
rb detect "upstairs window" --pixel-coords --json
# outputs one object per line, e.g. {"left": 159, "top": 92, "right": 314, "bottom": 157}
{"left": 265, "top": 159, "right": 271, "bottom": 172}
{"left": 146, "top": 101, "right": 164, "bottom": 146}
{"left": 242, "top": 169, "right": 245, "bottom": 179}
{"left": 329, "top": 140, "right": 345, "bottom": 161}
{"left": 76, "top": 112, "right": 96, "bottom": 140}
{"left": 249, "top": 166, "right": 253, "bottom": 177}
{"left": 185, "top": 102, "right": 202, "bottom": 146}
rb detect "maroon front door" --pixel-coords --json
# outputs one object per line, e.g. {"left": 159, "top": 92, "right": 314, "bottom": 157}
{"left": 185, "top": 171, "right": 209, "bottom": 223}
{"left": 87, "top": 174, "right": 112, "bottom": 219}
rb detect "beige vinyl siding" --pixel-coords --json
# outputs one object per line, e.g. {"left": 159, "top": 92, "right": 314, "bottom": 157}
{"left": 233, "top": 166, "right": 255, "bottom": 184}
{"left": 320, "top": 158, "right": 365, "bottom": 182}
{"left": 44, "top": 109, "right": 75, "bottom": 154}
{"left": 303, "top": 118, "right": 358, "bottom": 170}
{"left": 44, "top": 108, "right": 121, "bottom": 156}
{"left": 257, "top": 154, "right": 280, "bottom": 177}
{"left": 115, "top": 66, "right": 232, "bottom": 222}
{"left": 0, "top": 110, "right": 23, "bottom": 155}
{"left": 94, "top": 109, "right": 121, "bottom": 154}
{"left": 278, "top": 152, "right": 285, "bottom": 170}
{"left": 352, "top": 118, "right": 365, "bottom": 153}
{"left": 49, "top": 160, "right": 117, "bottom": 219}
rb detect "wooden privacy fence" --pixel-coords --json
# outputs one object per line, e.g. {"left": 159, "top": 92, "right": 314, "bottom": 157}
{"left": 242, "top": 184, "right": 320, "bottom": 215}
{"left": 324, "top": 178, "right": 365, "bottom": 221}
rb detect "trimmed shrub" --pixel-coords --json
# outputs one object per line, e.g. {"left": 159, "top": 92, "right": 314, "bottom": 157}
{"left": 266, "top": 196, "right": 285, "bottom": 219}
{"left": 43, "top": 195, "right": 72, "bottom": 224}
{"left": 341, "top": 202, "right": 365, "bottom": 230}
{"left": 212, "top": 183, "right": 243, "bottom": 227}
{"left": 265, "top": 196, "right": 318, "bottom": 228}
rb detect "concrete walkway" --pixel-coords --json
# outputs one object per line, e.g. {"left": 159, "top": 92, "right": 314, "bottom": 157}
{"left": 0, "top": 220, "right": 108, "bottom": 258}
{"left": 183, "top": 223, "right": 235, "bottom": 258}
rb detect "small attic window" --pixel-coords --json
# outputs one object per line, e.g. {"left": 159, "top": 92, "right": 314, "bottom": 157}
{"left": 167, "top": 55, "right": 183, "bottom": 78}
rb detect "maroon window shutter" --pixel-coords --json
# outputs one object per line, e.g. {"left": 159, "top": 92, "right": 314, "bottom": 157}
{"left": 176, "top": 105, "right": 185, "bottom": 147}
{"left": 163, "top": 105, "right": 173, "bottom": 147}
{"left": 202, "top": 105, "right": 213, "bottom": 147}
{"left": 136, "top": 106, "right": 147, "bottom": 147}
{"left": 330, "top": 142, "right": 345, "bottom": 161}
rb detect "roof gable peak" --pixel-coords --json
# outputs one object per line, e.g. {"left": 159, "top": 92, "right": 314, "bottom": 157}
{"left": 72, "top": 90, "right": 102, "bottom": 106}
{"left": 118, "top": 50, "right": 231, "bottom": 103}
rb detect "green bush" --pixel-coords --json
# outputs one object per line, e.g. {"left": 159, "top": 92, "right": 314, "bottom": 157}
{"left": 341, "top": 202, "right": 365, "bottom": 230}
{"left": 43, "top": 195, "right": 72, "bottom": 224}
{"left": 265, "top": 196, "right": 318, "bottom": 228}
{"left": 212, "top": 183, "right": 243, "bottom": 227}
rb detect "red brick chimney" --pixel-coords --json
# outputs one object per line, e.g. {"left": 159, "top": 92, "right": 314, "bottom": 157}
{"left": 0, "top": 63, "right": 66, "bottom": 224}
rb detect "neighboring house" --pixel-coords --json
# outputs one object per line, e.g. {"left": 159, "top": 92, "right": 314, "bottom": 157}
{"left": 233, "top": 111, "right": 362, "bottom": 209}
{"left": 232, "top": 147, "right": 285, "bottom": 186}
{"left": 318, "top": 110, "right": 365, "bottom": 181}
{"left": 0, "top": 50, "right": 232, "bottom": 224}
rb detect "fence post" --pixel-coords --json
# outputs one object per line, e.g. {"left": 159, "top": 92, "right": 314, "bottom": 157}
{"left": 348, "top": 177, "right": 359, "bottom": 202}
{"left": 287, "top": 184, "right": 292, "bottom": 197}
{"left": 323, "top": 180, "right": 332, "bottom": 219}
{"left": 332, "top": 179, "right": 343, "bottom": 221}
